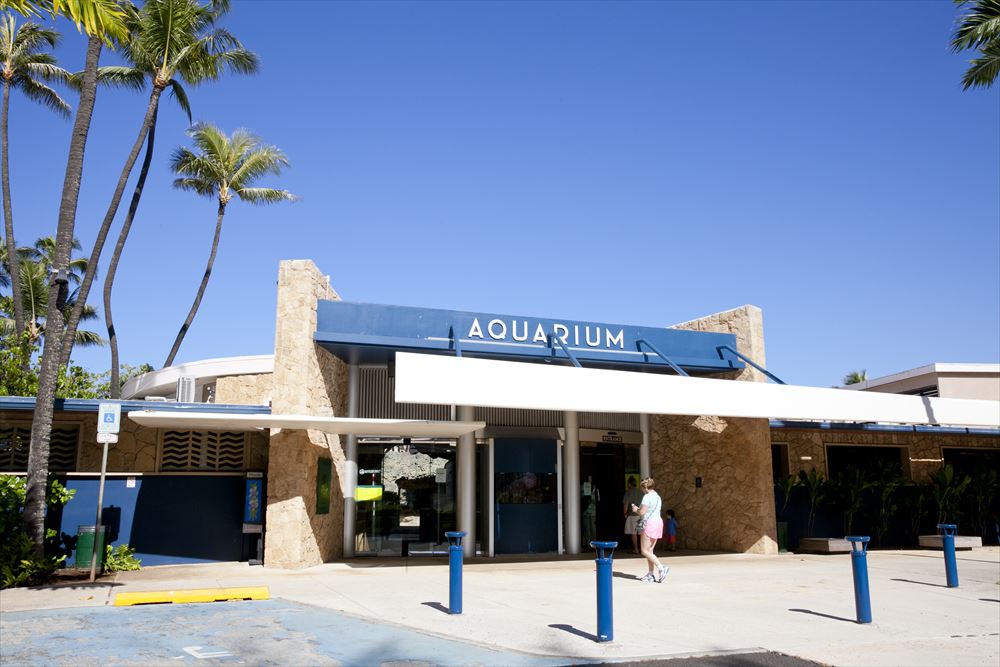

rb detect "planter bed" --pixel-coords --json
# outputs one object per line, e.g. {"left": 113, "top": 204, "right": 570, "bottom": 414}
{"left": 917, "top": 535, "right": 982, "bottom": 550}
{"left": 796, "top": 537, "right": 852, "bottom": 554}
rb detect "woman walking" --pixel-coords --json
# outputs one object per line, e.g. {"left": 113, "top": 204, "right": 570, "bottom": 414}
{"left": 630, "top": 478, "right": 669, "bottom": 583}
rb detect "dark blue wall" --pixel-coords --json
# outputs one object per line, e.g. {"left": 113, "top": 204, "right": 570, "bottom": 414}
{"left": 61, "top": 476, "right": 247, "bottom": 566}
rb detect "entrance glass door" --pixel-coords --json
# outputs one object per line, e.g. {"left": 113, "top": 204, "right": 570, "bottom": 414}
{"left": 493, "top": 438, "right": 558, "bottom": 554}
{"left": 579, "top": 443, "right": 639, "bottom": 546}
{"left": 355, "top": 441, "right": 456, "bottom": 556}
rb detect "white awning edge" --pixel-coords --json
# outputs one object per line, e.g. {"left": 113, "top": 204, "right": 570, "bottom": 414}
{"left": 394, "top": 352, "right": 1000, "bottom": 428}
{"left": 128, "top": 411, "right": 485, "bottom": 437}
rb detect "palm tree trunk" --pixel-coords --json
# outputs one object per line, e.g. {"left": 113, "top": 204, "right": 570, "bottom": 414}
{"left": 25, "top": 35, "right": 103, "bottom": 555}
{"left": 59, "top": 85, "right": 163, "bottom": 369}
{"left": 2, "top": 80, "right": 26, "bottom": 339}
{"left": 163, "top": 201, "right": 226, "bottom": 369}
{"left": 106, "top": 107, "right": 158, "bottom": 398}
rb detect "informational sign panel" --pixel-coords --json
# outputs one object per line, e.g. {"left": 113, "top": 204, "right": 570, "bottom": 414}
{"left": 97, "top": 403, "right": 121, "bottom": 434}
{"left": 243, "top": 472, "right": 263, "bottom": 534}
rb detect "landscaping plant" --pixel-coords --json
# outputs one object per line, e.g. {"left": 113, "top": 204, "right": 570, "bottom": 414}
{"left": 0, "top": 474, "right": 75, "bottom": 588}
{"left": 798, "top": 468, "right": 827, "bottom": 538}
{"left": 104, "top": 544, "right": 141, "bottom": 572}
{"left": 930, "top": 464, "right": 971, "bottom": 526}
{"left": 832, "top": 466, "right": 873, "bottom": 536}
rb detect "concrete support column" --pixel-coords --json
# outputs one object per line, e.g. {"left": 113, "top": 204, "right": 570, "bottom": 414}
{"left": 456, "top": 405, "right": 476, "bottom": 558}
{"left": 342, "top": 363, "right": 359, "bottom": 558}
{"left": 563, "top": 411, "right": 581, "bottom": 555}
{"left": 639, "top": 413, "right": 651, "bottom": 478}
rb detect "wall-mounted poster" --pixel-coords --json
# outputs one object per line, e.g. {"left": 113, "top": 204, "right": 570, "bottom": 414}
{"left": 243, "top": 472, "right": 263, "bottom": 534}
{"left": 316, "top": 458, "right": 332, "bottom": 515}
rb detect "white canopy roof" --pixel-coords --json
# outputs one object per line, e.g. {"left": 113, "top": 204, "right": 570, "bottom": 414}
{"left": 128, "top": 411, "right": 485, "bottom": 437}
{"left": 394, "top": 352, "right": 1000, "bottom": 428}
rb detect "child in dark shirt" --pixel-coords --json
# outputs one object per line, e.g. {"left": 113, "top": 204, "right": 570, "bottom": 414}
{"left": 665, "top": 509, "right": 679, "bottom": 552}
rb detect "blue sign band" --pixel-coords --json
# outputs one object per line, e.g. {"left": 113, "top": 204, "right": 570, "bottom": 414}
{"left": 315, "top": 301, "right": 742, "bottom": 373}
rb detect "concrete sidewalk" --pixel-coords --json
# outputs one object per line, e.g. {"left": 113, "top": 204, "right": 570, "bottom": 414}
{"left": 2, "top": 548, "right": 998, "bottom": 666}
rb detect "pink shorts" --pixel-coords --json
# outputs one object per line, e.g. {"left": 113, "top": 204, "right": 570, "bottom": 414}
{"left": 643, "top": 517, "right": 664, "bottom": 539}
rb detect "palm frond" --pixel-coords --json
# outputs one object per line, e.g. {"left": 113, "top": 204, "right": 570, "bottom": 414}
{"left": 236, "top": 187, "right": 297, "bottom": 206}
{"left": 4, "top": 19, "right": 60, "bottom": 56}
{"left": 12, "top": 73, "right": 71, "bottom": 116}
{"left": 21, "top": 59, "right": 70, "bottom": 83}
{"left": 49, "top": 0, "right": 130, "bottom": 44}
{"left": 167, "top": 79, "right": 192, "bottom": 123}
{"left": 81, "top": 65, "right": 148, "bottom": 91}
{"left": 952, "top": 0, "right": 1000, "bottom": 51}
{"left": 69, "top": 328, "right": 106, "bottom": 347}
{"left": 961, "top": 40, "right": 1000, "bottom": 88}
{"left": 230, "top": 145, "right": 289, "bottom": 188}
{"left": 172, "top": 175, "right": 216, "bottom": 198}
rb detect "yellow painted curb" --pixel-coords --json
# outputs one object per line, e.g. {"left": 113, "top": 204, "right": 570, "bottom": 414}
{"left": 114, "top": 586, "right": 269, "bottom": 606}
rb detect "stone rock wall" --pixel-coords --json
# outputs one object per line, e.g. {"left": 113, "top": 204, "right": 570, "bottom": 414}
{"left": 76, "top": 415, "right": 158, "bottom": 472}
{"left": 215, "top": 373, "right": 273, "bottom": 406}
{"left": 774, "top": 427, "right": 1000, "bottom": 483}
{"left": 652, "top": 305, "right": 778, "bottom": 554}
{"left": 265, "top": 260, "right": 349, "bottom": 569}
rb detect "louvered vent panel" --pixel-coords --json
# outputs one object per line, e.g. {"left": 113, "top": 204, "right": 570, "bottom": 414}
{"left": 161, "top": 430, "right": 248, "bottom": 472}
{"left": 0, "top": 423, "right": 78, "bottom": 472}
{"left": 0, "top": 424, "right": 30, "bottom": 471}
{"left": 359, "top": 367, "right": 450, "bottom": 420}
{"left": 580, "top": 412, "right": 640, "bottom": 431}
{"left": 48, "top": 427, "right": 79, "bottom": 471}
{"left": 161, "top": 431, "right": 193, "bottom": 471}
{"left": 216, "top": 432, "right": 246, "bottom": 471}
{"left": 474, "top": 407, "right": 563, "bottom": 428}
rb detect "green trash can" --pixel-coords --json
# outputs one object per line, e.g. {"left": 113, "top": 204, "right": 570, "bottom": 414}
{"left": 75, "top": 525, "right": 107, "bottom": 569}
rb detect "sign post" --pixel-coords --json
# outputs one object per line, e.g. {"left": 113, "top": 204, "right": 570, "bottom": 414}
{"left": 91, "top": 403, "right": 121, "bottom": 582}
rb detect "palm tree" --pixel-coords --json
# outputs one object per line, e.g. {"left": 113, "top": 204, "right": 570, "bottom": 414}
{"left": 952, "top": 0, "right": 1000, "bottom": 90}
{"left": 61, "top": 0, "right": 258, "bottom": 378}
{"left": 842, "top": 369, "right": 868, "bottom": 386}
{"left": 164, "top": 123, "right": 295, "bottom": 367}
{"left": 0, "top": 236, "right": 105, "bottom": 348}
{"left": 10, "top": 0, "right": 129, "bottom": 556}
{"left": 2, "top": 14, "right": 71, "bottom": 341}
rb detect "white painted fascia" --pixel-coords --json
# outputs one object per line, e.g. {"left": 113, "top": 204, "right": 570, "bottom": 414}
{"left": 122, "top": 355, "right": 275, "bottom": 399}
{"left": 128, "top": 410, "right": 485, "bottom": 437}
{"left": 394, "top": 352, "right": 1000, "bottom": 428}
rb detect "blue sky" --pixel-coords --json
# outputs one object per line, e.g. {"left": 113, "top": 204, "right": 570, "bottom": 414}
{"left": 11, "top": 0, "right": 1000, "bottom": 388}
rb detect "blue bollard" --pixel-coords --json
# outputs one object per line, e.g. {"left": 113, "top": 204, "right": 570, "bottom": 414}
{"left": 937, "top": 524, "right": 959, "bottom": 588}
{"left": 445, "top": 531, "right": 467, "bottom": 614}
{"left": 590, "top": 540, "right": 618, "bottom": 642}
{"left": 845, "top": 536, "right": 872, "bottom": 624}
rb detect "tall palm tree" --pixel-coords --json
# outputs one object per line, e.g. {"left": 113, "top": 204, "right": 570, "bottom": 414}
{"left": 0, "top": 237, "right": 104, "bottom": 347}
{"left": 10, "top": 0, "right": 129, "bottom": 556}
{"left": 164, "top": 123, "right": 295, "bottom": 367}
{"left": 1, "top": 14, "right": 71, "bottom": 341}
{"left": 60, "top": 0, "right": 258, "bottom": 393}
{"left": 952, "top": 0, "right": 1000, "bottom": 89}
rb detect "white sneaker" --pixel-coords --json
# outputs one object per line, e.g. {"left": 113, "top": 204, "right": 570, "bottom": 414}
{"left": 657, "top": 566, "right": 670, "bottom": 583}
{"left": 639, "top": 573, "right": 655, "bottom": 582}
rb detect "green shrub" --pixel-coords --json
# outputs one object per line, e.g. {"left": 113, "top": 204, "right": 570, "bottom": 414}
{"left": 104, "top": 544, "right": 141, "bottom": 572}
{"left": 0, "top": 475, "right": 76, "bottom": 589}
